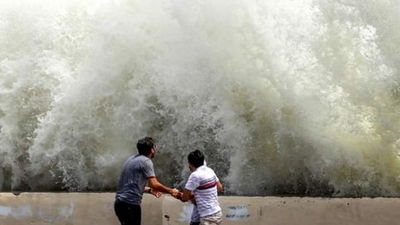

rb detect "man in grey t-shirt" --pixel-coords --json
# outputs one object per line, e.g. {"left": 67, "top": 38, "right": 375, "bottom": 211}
{"left": 115, "top": 137, "right": 180, "bottom": 225}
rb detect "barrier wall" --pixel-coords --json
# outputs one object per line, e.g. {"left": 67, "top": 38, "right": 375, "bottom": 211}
{"left": 0, "top": 193, "right": 399, "bottom": 225}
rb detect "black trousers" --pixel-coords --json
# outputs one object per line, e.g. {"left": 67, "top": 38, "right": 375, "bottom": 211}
{"left": 114, "top": 199, "right": 141, "bottom": 225}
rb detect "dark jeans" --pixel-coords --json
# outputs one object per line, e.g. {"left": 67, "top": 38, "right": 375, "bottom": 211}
{"left": 190, "top": 222, "right": 200, "bottom": 225}
{"left": 114, "top": 199, "right": 141, "bottom": 225}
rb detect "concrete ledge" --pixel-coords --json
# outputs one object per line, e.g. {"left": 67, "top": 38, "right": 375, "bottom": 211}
{"left": 0, "top": 193, "right": 399, "bottom": 225}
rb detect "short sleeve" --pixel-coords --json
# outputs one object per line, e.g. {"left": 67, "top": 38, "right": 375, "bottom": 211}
{"left": 142, "top": 159, "right": 156, "bottom": 178}
{"left": 185, "top": 173, "right": 200, "bottom": 191}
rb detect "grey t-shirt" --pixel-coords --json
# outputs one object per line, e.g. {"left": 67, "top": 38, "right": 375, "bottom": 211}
{"left": 116, "top": 154, "right": 155, "bottom": 205}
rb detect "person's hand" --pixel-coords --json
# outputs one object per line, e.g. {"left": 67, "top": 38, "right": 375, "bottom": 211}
{"left": 170, "top": 188, "right": 180, "bottom": 198}
{"left": 150, "top": 189, "right": 162, "bottom": 198}
{"left": 177, "top": 192, "right": 183, "bottom": 200}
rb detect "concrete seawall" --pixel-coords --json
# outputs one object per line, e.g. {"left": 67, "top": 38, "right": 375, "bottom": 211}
{"left": 0, "top": 193, "right": 399, "bottom": 225}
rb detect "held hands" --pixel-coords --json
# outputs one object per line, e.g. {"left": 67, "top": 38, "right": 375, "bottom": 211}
{"left": 146, "top": 187, "right": 180, "bottom": 199}
{"left": 171, "top": 189, "right": 184, "bottom": 201}
{"left": 177, "top": 191, "right": 183, "bottom": 200}
{"left": 170, "top": 188, "right": 181, "bottom": 198}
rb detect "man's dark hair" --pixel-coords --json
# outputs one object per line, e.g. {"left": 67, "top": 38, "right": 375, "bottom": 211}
{"left": 137, "top": 137, "right": 155, "bottom": 155}
{"left": 188, "top": 149, "right": 204, "bottom": 168}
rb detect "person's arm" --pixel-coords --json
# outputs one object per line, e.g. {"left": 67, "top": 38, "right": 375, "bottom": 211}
{"left": 142, "top": 159, "right": 179, "bottom": 198}
{"left": 216, "top": 181, "right": 223, "bottom": 192}
{"left": 180, "top": 189, "right": 194, "bottom": 202}
{"left": 181, "top": 181, "right": 221, "bottom": 202}
{"left": 181, "top": 173, "right": 198, "bottom": 202}
{"left": 147, "top": 177, "right": 179, "bottom": 197}
{"left": 144, "top": 186, "right": 162, "bottom": 198}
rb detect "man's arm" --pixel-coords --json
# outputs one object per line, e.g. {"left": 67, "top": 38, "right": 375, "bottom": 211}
{"left": 181, "top": 181, "right": 222, "bottom": 202}
{"left": 216, "top": 181, "right": 223, "bottom": 192}
{"left": 147, "top": 177, "right": 179, "bottom": 197}
{"left": 142, "top": 158, "right": 179, "bottom": 198}
{"left": 180, "top": 189, "right": 194, "bottom": 202}
{"left": 144, "top": 186, "right": 162, "bottom": 198}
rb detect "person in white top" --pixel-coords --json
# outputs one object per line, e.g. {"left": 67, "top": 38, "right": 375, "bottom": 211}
{"left": 190, "top": 159, "right": 207, "bottom": 225}
{"left": 180, "top": 150, "right": 223, "bottom": 225}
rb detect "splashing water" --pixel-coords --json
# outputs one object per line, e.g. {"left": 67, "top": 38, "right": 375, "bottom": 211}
{"left": 0, "top": 0, "right": 400, "bottom": 196}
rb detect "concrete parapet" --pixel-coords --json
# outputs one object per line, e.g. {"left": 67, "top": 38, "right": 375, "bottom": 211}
{"left": 0, "top": 193, "right": 399, "bottom": 225}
